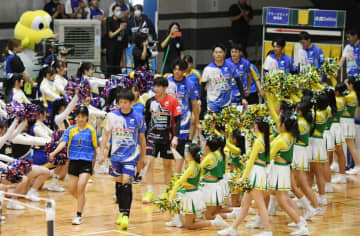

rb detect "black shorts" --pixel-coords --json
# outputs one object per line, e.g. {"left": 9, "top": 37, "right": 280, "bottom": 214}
{"left": 247, "top": 92, "right": 260, "bottom": 105}
{"left": 146, "top": 141, "right": 173, "bottom": 159}
{"left": 176, "top": 139, "right": 189, "bottom": 157}
{"left": 68, "top": 160, "right": 93, "bottom": 176}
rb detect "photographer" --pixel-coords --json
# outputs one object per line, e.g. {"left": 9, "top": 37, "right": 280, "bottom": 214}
{"left": 132, "top": 32, "right": 154, "bottom": 70}
{"left": 160, "top": 22, "right": 184, "bottom": 74}
{"left": 106, "top": 4, "right": 129, "bottom": 74}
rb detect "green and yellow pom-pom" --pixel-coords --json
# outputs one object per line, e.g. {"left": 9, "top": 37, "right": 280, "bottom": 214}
{"left": 153, "top": 197, "right": 182, "bottom": 214}
{"left": 228, "top": 172, "right": 252, "bottom": 194}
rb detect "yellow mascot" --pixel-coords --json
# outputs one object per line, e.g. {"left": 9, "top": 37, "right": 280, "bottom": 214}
{"left": 14, "top": 10, "right": 55, "bottom": 87}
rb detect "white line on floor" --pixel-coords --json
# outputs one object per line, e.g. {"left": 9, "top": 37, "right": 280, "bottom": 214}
{"left": 69, "top": 229, "right": 142, "bottom": 236}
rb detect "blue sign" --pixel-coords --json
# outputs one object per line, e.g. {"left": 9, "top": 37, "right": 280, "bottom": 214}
{"left": 314, "top": 10, "right": 337, "bottom": 28}
{"left": 266, "top": 7, "right": 290, "bottom": 25}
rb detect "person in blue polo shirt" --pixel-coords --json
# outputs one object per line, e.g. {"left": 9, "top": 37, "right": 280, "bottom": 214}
{"left": 337, "top": 28, "right": 360, "bottom": 78}
{"left": 298, "top": 32, "right": 325, "bottom": 72}
{"left": 50, "top": 106, "right": 99, "bottom": 225}
{"left": 201, "top": 43, "right": 248, "bottom": 114}
{"left": 225, "top": 43, "right": 252, "bottom": 106}
{"left": 99, "top": 88, "right": 146, "bottom": 230}
{"left": 264, "top": 38, "right": 297, "bottom": 74}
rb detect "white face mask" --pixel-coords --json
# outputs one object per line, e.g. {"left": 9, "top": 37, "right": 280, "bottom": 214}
{"left": 114, "top": 11, "right": 121, "bottom": 17}
{"left": 134, "top": 10, "right": 141, "bottom": 17}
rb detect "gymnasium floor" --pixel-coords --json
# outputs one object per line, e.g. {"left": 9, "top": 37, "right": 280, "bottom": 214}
{"left": 2, "top": 160, "right": 360, "bottom": 236}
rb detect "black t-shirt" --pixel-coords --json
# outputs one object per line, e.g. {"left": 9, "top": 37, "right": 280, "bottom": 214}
{"left": 133, "top": 46, "right": 152, "bottom": 70}
{"left": 10, "top": 55, "right": 25, "bottom": 73}
{"left": 44, "top": 1, "right": 63, "bottom": 29}
{"left": 162, "top": 37, "right": 184, "bottom": 73}
{"left": 106, "top": 17, "right": 129, "bottom": 48}
{"left": 229, "top": 3, "right": 253, "bottom": 35}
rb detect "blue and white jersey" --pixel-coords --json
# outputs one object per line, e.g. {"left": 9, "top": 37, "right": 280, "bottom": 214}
{"left": 167, "top": 76, "right": 199, "bottom": 140}
{"left": 202, "top": 61, "right": 234, "bottom": 114}
{"left": 106, "top": 109, "right": 146, "bottom": 163}
{"left": 342, "top": 43, "right": 360, "bottom": 77}
{"left": 225, "top": 57, "right": 250, "bottom": 100}
{"left": 87, "top": 7, "right": 104, "bottom": 20}
{"left": 298, "top": 45, "right": 325, "bottom": 71}
{"left": 263, "top": 53, "right": 297, "bottom": 74}
{"left": 185, "top": 69, "right": 202, "bottom": 95}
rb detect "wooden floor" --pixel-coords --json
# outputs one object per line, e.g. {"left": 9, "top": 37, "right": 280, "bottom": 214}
{"left": 2, "top": 160, "right": 360, "bottom": 236}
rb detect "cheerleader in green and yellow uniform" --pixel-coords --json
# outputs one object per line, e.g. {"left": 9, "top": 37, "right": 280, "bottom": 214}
{"left": 268, "top": 111, "right": 309, "bottom": 236}
{"left": 167, "top": 143, "right": 229, "bottom": 229}
{"left": 218, "top": 117, "right": 272, "bottom": 236}
{"left": 340, "top": 78, "right": 360, "bottom": 174}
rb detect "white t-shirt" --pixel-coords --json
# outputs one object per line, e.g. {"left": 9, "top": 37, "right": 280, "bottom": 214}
{"left": 342, "top": 44, "right": 360, "bottom": 76}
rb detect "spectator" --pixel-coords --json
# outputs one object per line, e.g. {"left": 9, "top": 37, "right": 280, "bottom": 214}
{"left": 86, "top": 0, "right": 104, "bottom": 23}
{"left": 127, "top": 4, "right": 157, "bottom": 43}
{"left": 106, "top": 4, "right": 129, "bottom": 74}
{"left": 229, "top": 0, "right": 253, "bottom": 56}
{"left": 44, "top": 0, "right": 67, "bottom": 29}
{"left": 298, "top": 31, "right": 325, "bottom": 72}
{"left": 160, "top": 22, "right": 184, "bottom": 74}
{"left": 132, "top": 32, "right": 152, "bottom": 70}
{"left": 65, "top": 0, "right": 88, "bottom": 19}
{"left": 108, "top": 0, "right": 130, "bottom": 18}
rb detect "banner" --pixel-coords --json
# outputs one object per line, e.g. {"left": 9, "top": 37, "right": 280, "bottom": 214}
{"left": 314, "top": 10, "right": 337, "bottom": 28}
{"left": 266, "top": 7, "right": 290, "bottom": 25}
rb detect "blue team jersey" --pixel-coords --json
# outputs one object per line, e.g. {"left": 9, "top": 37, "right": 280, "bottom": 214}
{"left": 342, "top": 43, "right": 360, "bottom": 77}
{"left": 132, "top": 101, "right": 145, "bottom": 115}
{"left": 202, "top": 61, "right": 234, "bottom": 113}
{"left": 88, "top": 7, "right": 104, "bottom": 20}
{"left": 62, "top": 124, "right": 99, "bottom": 162}
{"left": 106, "top": 109, "right": 146, "bottom": 163}
{"left": 4, "top": 53, "right": 15, "bottom": 79}
{"left": 264, "top": 53, "right": 297, "bottom": 74}
{"left": 299, "top": 45, "right": 325, "bottom": 70}
{"left": 185, "top": 69, "right": 202, "bottom": 94}
{"left": 226, "top": 57, "right": 251, "bottom": 103}
{"left": 167, "top": 76, "right": 199, "bottom": 140}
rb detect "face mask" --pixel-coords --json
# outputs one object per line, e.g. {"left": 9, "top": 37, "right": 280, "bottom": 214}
{"left": 134, "top": 10, "right": 141, "bottom": 17}
{"left": 114, "top": 11, "right": 121, "bottom": 17}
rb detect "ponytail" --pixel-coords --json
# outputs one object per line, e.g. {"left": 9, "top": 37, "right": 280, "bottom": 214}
{"left": 280, "top": 110, "right": 300, "bottom": 140}
{"left": 255, "top": 117, "right": 270, "bottom": 159}
{"left": 76, "top": 62, "right": 94, "bottom": 78}
{"left": 310, "top": 92, "right": 328, "bottom": 136}
{"left": 326, "top": 87, "right": 337, "bottom": 116}
{"left": 231, "top": 129, "right": 246, "bottom": 155}
{"left": 189, "top": 143, "right": 202, "bottom": 163}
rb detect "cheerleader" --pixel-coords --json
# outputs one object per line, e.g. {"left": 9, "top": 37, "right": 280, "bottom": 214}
{"left": 341, "top": 77, "right": 360, "bottom": 174}
{"left": 39, "top": 66, "right": 61, "bottom": 114}
{"left": 290, "top": 98, "right": 320, "bottom": 219}
{"left": 4, "top": 73, "right": 30, "bottom": 104}
{"left": 50, "top": 106, "right": 100, "bottom": 225}
{"left": 200, "top": 134, "right": 227, "bottom": 220}
{"left": 268, "top": 110, "right": 309, "bottom": 236}
{"left": 52, "top": 91, "right": 79, "bottom": 131}
{"left": 309, "top": 92, "right": 329, "bottom": 205}
{"left": 330, "top": 83, "right": 347, "bottom": 183}
{"left": 218, "top": 117, "right": 272, "bottom": 236}
{"left": 167, "top": 143, "right": 228, "bottom": 229}
{"left": 54, "top": 61, "right": 68, "bottom": 95}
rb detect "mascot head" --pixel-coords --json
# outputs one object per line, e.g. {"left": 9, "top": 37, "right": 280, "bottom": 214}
{"left": 14, "top": 10, "right": 54, "bottom": 50}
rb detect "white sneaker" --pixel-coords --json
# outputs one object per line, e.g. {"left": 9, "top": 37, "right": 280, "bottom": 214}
{"left": 294, "top": 198, "right": 304, "bottom": 209}
{"left": 314, "top": 207, "right": 324, "bottom": 216}
{"left": 88, "top": 179, "right": 93, "bottom": 183}
{"left": 217, "top": 227, "right": 238, "bottom": 236}
{"left": 290, "top": 225, "right": 310, "bottom": 235}
{"left": 346, "top": 166, "right": 360, "bottom": 175}
{"left": 325, "top": 183, "right": 334, "bottom": 193}
{"left": 304, "top": 207, "right": 317, "bottom": 220}
{"left": 6, "top": 200, "right": 25, "bottom": 210}
{"left": 331, "top": 174, "right": 347, "bottom": 184}
{"left": 254, "top": 231, "right": 273, "bottom": 236}
{"left": 26, "top": 190, "right": 40, "bottom": 202}
{"left": 165, "top": 216, "right": 184, "bottom": 227}
{"left": 72, "top": 216, "right": 82, "bottom": 225}
{"left": 212, "top": 215, "right": 229, "bottom": 227}
{"left": 330, "top": 162, "right": 339, "bottom": 172}
{"left": 46, "top": 182, "right": 65, "bottom": 192}
{"left": 246, "top": 215, "right": 263, "bottom": 229}
{"left": 289, "top": 217, "right": 307, "bottom": 227}
{"left": 312, "top": 185, "right": 318, "bottom": 192}
{"left": 288, "top": 222, "right": 297, "bottom": 227}
{"left": 318, "top": 196, "right": 328, "bottom": 206}
{"left": 226, "top": 207, "right": 241, "bottom": 219}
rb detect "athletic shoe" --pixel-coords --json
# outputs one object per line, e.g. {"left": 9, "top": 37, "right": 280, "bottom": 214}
{"left": 254, "top": 231, "right": 273, "bottom": 236}
{"left": 246, "top": 215, "right": 263, "bottom": 229}
{"left": 331, "top": 174, "right": 347, "bottom": 184}
{"left": 26, "top": 189, "right": 40, "bottom": 202}
{"left": 288, "top": 222, "right": 297, "bottom": 227}
{"left": 88, "top": 179, "right": 93, "bottom": 183}
{"left": 116, "top": 213, "right": 123, "bottom": 225}
{"left": 312, "top": 185, "right": 318, "bottom": 192}
{"left": 318, "top": 196, "right": 328, "bottom": 206}
{"left": 142, "top": 190, "right": 155, "bottom": 204}
{"left": 346, "top": 166, "right": 360, "bottom": 175}
{"left": 288, "top": 217, "right": 307, "bottom": 227}
{"left": 121, "top": 215, "right": 129, "bottom": 230}
{"left": 134, "top": 174, "right": 142, "bottom": 184}
{"left": 212, "top": 215, "right": 229, "bottom": 227}
{"left": 46, "top": 182, "right": 65, "bottom": 192}
{"left": 217, "top": 227, "right": 238, "bottom": 236}
{"left": 330, "top": 162, "right": 339, "bottom": 172}
{"left": 290, "top": 226, "right": 310, "bottom": 236}
{"left": 314, "top": 207, "right": 324, "bottom": 216}
{"left": 325, "top": 183, "right": 334, "bottom": 193}
{"left": 6, "top": 201, "right": 25, "bottom": 210}
{"left": 72, "top": 216, "right": 82, "bottom": 225}
{"left": 225, "top": 207, "right": 241, "bottom": 219}
{"left": 165, "top": 215, "right": 184, "bottom": 227}
{"left": 304, "top": 207, "right": 317, "bottom": 220}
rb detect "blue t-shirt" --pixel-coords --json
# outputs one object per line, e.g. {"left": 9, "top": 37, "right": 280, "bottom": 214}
{"left": 226, "top": 57, "right": 251, "bottom": 99}
{"left": 62, "top": 124, "right": 99, "bottom": 162}
{"left": 132, "top": 101, "right": 145, "bottom": 115}
{"left": 202, "top": 61, "right": 234, "bottom": 113}
{"left": 264, "top": 53, "right": 297, "bottom": 74}
{"left": 106, "top": 109, "right": 146, "bottom": 163}
{"left": 299, "top": 45, "right": 325, "bottom": 70}
{"left": 185, "top": 69, "right": 202, "bottom": 95}
{"left": 167, "top": 76, "right": 199, "bottom": 140}
{"left": 88, "top": 7, "right": 104, "bottom": 20}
